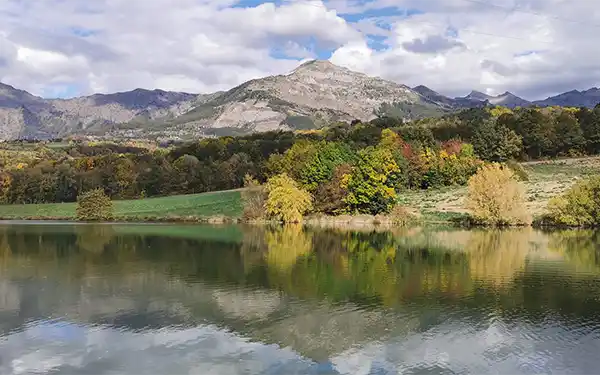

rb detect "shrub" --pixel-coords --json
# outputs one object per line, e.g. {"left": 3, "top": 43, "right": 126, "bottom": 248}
{"left": 389, "top": 204, "right": 419, "bottom": 227}
{"left": 264, "top": 173, "right": 313, "bottom": 223}
{"left": 544, "top": 176, "right": 600, "bottom": 227}
{"left": 505, "top": 160, "right": 529, "bottom": 181}
{"left": 465, "top": 163, "right": 530, "bottom": 225}
{"left": 241, "top": 174, "right": 266, "bottom": 221}
{"left": 76, "top": 188, "right": 113, "bottom": 221}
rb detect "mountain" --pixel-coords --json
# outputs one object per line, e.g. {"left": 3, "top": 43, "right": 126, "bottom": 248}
{"left": 2, "top": 60, "right": 600, "bottom": 140}
{"left": 460, "top": 90, "right": 531, "bottom": 109}
{"left": 0, "top": 84, "right": 203, "bottom": 140}
{"left": 533, "top": 88, "right": 600, "bottom": 108}
{"left": 0, "top": 60, "right": 449, "bottom": 140}
{"left": 107, "top": 60, "right": 448, "bottom": 139}
{"left": 412, "top": 85, "right": 487, "bottom": 109}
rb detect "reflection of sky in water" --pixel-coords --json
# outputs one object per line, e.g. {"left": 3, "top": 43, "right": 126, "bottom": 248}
{"left": 1, "top": 320, "right": 340, "bottom": 375}
{"left": 2, "top": 315, "right": 600, "bottom": 375}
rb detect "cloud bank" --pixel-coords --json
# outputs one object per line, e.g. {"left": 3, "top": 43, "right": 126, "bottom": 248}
{"left": 1, "top": 0, "right": 599, "bottom": 99}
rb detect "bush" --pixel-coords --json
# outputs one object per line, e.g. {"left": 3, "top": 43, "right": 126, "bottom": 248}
{"left": 76, "top": 188, "right": 113, "bottom": 221}
{"left": 389, "top": 204, "right": 419, "bottom": 227}
{"left": 544, "top": 176, "right": 600, "bottom": 227}
{"left": 465, "top": 163, "right": 530, "bottom": 225}
{"left": 241, "top": 174, "right": 266, "bottom": 221}
{"left": 264, "top": 173, "right": 313, "bottom": 223}
{"left": 505, "top": 160, "right": 529, "bottom": 181}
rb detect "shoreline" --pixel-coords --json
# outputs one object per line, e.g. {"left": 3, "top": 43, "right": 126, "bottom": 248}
{"left": 0, "top": 212, "right": 593, "bottom": 230}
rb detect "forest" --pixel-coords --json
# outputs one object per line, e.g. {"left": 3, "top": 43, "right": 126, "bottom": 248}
{"left": 1, "top": 103, "right": 600, "bottom": 217}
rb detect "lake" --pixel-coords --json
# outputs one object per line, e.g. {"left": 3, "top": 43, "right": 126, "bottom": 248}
{"left": 0, "top": 223, "right": 599, "bottom": 374}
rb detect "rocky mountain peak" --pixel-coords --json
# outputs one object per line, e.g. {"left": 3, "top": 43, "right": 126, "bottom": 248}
{"left": 465, "top": 90, "right": 490, "bottom": 101}
{"left": 291, "top": 59, "right": 340, "bottom": 73}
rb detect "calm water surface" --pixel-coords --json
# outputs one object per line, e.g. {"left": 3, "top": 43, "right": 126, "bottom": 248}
{"left": 1, "top": 223, "right": 600, "bottom": 374}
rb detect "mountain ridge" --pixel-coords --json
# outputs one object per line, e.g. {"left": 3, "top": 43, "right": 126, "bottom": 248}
{"left": 1, "top": 59, "right": 600, "bottom": 140}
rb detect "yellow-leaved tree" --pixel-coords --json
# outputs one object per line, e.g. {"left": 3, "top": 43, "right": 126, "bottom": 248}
{"left": 466, "top": 163, "right": 530, "bottom": 225}
{"left": 264, "top": 173, "right": 312, "bottom": 223}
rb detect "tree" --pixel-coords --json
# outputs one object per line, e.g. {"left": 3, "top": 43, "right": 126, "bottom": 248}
{"left": 343, "top": 147, "right": 400, "bottom": 215}
{"left": 465, "top": 163, "right": 529, "bottom": 225}
{"left": 512, "top": 108, "right": 555, "bottom": 159}
{"left": 241, "top": 174, "right": 266, "bottom": 220}
{"left": 266, "top": 140, "right": 317, "bottom": 181}
{"left": 552, "top": 111, "right": 585, "bottom": 156}
{"left": 298, "top": 142, "right": 354, "bottom": 191}
{"left": 264, "top": 173, "right": 313, "bottom": 223}
{"left": 472, "top": 119, "right": 522, "bottom": 162}
{"left": 313, "top": 164, "right": 352, "bottom": 215}
{"left": 76, "top": 188, "right": 114, "bottom": 221}
{"left": 576, "top": 107, "right": 600, "bottom": 154}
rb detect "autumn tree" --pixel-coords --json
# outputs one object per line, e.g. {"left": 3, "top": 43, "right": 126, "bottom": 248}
{"left": 264, "top": 173, "right": 313, "bottom": 223}
{"left": 466, "top": 163, "right": 529, "bottom": 225}
{"left": 343, "top": 147, "right": 400, "bottom": 215}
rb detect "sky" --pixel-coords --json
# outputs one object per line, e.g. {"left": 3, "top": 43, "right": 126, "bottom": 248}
{"left": 0, "top": 0, "right": 599, "bottom": 100}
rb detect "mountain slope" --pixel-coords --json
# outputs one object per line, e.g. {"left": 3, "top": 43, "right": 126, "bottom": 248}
{"left": 0, "top": 86, "right": 201, "bottom": 140}
{"left": 413, "top": 85, "right": 487, "bottom": 109}
{"left": 533, "top": 88, "right": 600, "bottom": 108}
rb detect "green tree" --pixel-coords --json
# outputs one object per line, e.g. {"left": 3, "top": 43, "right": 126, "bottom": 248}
{"left": 576, "top": 107, "right": 600, "bottom": 154}
{"left": 343, "top": 147, "right": 400, "bottom": 215}
{"left": 552, "top": 111, "right": 585, "bottom": 156}
{"left": 266, "top": 140, "right": 318, "bottom": 181}
{"left": 298, "top": 142, "right": 354, "bottom": 191}
{"left": 472, "top": 119, "right": 523, "bottom": 162}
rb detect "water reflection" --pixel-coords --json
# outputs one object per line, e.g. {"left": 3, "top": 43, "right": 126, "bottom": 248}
{"left": 0, "top": 223, "right": 599, "bottom": 374}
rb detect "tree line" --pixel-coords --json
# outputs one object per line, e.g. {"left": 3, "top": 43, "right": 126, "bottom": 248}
{"left": 2, "top": 103, "right": 600, "bottom": 211}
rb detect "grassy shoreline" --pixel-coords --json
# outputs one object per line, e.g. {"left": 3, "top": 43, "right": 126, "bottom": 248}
{"left": 1, "top": 157, "right": 599, "bottom": 227}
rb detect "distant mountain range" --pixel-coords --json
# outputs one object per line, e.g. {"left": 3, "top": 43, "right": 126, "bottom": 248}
{"left": 1, "top": 60, "right": 600, "bottom": 140}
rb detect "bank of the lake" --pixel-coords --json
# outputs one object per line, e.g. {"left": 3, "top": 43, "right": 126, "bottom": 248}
{"left": 1, "top": 157, "right": 599, "bottom": 226}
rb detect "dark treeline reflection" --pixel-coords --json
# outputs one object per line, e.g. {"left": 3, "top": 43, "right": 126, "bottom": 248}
{"left": 0, "top": 225, "right": 600, "bottom": 329}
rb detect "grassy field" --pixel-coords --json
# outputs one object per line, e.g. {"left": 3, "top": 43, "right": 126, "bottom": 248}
{"left": 400, "top": 156, "right": 600, "bottom": 221}
{"left": 0, "top": 189, "right": 243, "bottom": 220}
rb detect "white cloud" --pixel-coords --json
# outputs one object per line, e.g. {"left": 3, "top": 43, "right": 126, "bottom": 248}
{"left": 0, "top": 0, "right": 599, "bottom": 100}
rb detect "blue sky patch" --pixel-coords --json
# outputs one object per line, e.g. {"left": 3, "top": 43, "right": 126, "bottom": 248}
{"left": 232, "top": 0, "right": 285, "bottom": 8}
{"left": 42, "top": 83, "right": 82, "bottom": 99}
{"left": 70, "top": 27, "right": 98, "bottom": 37}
